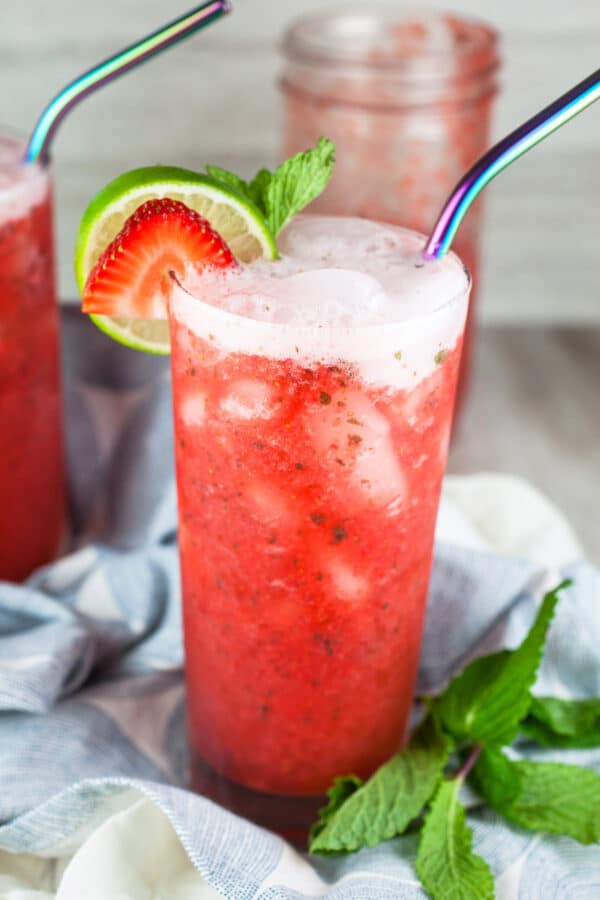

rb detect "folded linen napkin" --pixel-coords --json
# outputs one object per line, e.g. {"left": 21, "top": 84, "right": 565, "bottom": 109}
{"left": 0, "top": 310, "right": 598, "bottom": 899}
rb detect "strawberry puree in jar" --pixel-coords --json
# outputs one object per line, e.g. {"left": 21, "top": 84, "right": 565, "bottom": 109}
{"left": 280, "top": 12, "right": 499, "bottom": 413}
{"left": 0, "top": 134, "right": 66, "bottom": 581}
{"left": 169, "top": 216, "right": 470, "bottom": 833}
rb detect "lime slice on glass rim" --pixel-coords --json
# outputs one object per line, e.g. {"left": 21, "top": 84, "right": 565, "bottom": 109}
{"left": 74, "top": 165, "right": 278, "bottom": 354}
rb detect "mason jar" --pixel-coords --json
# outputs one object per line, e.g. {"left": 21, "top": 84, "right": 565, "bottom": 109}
{"left": 280, "top": 10, "right": 500, "bottom": 410}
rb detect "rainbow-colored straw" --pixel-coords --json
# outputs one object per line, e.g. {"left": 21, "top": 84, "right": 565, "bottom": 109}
{"left": 24, "top": 1, "right": 231, "bottom": 165}
{"left": 424, "top": 67, "right": 600, "bottom": 259}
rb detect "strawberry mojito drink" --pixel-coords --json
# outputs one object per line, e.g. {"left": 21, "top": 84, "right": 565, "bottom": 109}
{"left": 76, "top": 148, "right": 468, "bottom": 832}
{"left": 0, "top": 134, "right": 65, "bottom": 581}
{"left": 169, "top": 216, "right": 470, "bottom": 819}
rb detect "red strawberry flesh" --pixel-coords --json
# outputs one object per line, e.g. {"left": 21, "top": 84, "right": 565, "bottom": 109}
{"left": 82, "top": 198, "right": 236, "bottom": 319}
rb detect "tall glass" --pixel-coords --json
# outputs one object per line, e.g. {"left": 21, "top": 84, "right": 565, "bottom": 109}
{"left": 0, "top": 133, "right": 66, "bottom": 581}
{"left": 280, "top": 10, "right": 499, "bottom": 410}
{"left": 169, "top": 215, "right": 470, "bottom": 836}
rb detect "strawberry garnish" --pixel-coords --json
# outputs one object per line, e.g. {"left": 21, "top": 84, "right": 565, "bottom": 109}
{"left": 82, "top": 198, "right": 235, "bottom": 319}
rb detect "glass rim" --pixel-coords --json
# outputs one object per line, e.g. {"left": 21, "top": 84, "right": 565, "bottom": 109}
{"left": 168, "top": 219, "right": 471, "bottom": 346}
{"left": 280, "top": 7, "right": 499, "bottom": 75}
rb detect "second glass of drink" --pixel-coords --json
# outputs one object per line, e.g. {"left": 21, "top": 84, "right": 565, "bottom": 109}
{"left": 0, "top": 132, "right": 66, "bottom": 581}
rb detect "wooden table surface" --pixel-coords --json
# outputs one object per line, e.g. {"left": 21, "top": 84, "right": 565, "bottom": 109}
{"left": 450, "top": 326, "right": 600, "bottom": 562}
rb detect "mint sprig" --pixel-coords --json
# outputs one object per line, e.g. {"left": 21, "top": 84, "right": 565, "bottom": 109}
{"left": 206, "top": 137, "right": 335, "bottom": 238}
{"left": 309, "top": 579, "right": 600, "bottom": 899}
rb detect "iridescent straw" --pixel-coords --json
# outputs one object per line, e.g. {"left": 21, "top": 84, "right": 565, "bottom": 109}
{"left": 424, "top": 67, "right": 600, "bottom": 259}
{"left": 24, "top": 1, "right": 231, "bottom": 164}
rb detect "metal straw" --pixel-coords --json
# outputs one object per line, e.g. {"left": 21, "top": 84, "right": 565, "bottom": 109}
{"left": 424, "top": 68, "right": 600, "bottom": 259}
{"left": 24, "top": 1, "right": 231, "bottom": 164}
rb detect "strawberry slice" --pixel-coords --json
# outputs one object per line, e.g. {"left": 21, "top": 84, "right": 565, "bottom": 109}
{"left": 82, "top": 198, "right": 235, "bottom": 319}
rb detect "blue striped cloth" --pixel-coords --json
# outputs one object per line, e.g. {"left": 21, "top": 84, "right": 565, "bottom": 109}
{"left": 0, "top": 310, "right": 599, "bottom": 897}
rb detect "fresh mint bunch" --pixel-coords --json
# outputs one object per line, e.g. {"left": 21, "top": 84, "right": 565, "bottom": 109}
{"left": 309, "top": 579, "right": 600, "bottom": 899}
{"left": 206, "top": 137, "right": 336, "bottom": 238}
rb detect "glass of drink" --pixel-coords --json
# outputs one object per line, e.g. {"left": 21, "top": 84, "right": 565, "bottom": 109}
{"left": 0, "top": 132, "right": 66, "bottom": 581}
{"left": 280, "top": 10, "right": 499, "bottom": 410}
{"left": 168, "top": 215, "right": 470, "bottom": 836}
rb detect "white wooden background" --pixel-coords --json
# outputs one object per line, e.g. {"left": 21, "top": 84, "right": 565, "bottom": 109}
{"left": 2, "top": 0, "right": 599, "bottom": 320}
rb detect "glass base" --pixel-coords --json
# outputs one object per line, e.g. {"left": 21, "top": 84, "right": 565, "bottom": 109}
{"left": 189, "top": 750, "right": 325, "bottom": 846}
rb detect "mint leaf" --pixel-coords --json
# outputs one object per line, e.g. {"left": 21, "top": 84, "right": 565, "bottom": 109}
{"left": 248, "top": 167, "right": 272, "bottom": 211}
{"left": 416, "top": 778, "right": 494, "bottom": 900}
{"left": 431, "top": 650, "right": 510, "bottom": 740}
{"left": 206, "top": 164, "right": 273, "bottom": 214}
{"left": 431, "top": 581, "right": 570, "bottom": 746}
{"left": 521, "top": 696, "right": 600, "bottom": 748}
{"left": 506, "top": 760, "right": 600, "bottom": 843}
{"left": 264, "top": 137, "right": 335, "bottom": 236}
{"left": 309, "top": 775, "right": 363, "bottom": 845}
{"left": 205, "top": 165, "right": 253, "bottom": 201}
{"left": 473, "top": 747, "right": 600, "bottom": 844}
{"left": 309, "top": 715, "right": 450, "bottom": 855}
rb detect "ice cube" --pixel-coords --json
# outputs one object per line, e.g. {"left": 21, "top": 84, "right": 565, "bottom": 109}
{"left": 265, "top": 269, "right": 387, "bottom": 327}
{"left": 353, "top": 438, "right": 406, "bottom": 507}
{"left": 309, "top": 391, "right": 388, "bottom": 453}
{"left": 397, "top": 366, "right": 446, "bottom": 431}
{"left": 180, "top": 390, "right": 207, "bottom": 427}
{"left": 308, "top": 391, "right": 406, "bottom": 507}
{"left": 220, "top": 379, "right": 275, "bottom": 420}
{"left": 327, "top": 558, "right": 369, "bottom": 601}
{"left": 245, "top": 480, "right": 291, "bottom": 524}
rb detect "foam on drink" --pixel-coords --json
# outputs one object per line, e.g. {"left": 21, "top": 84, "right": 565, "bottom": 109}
{"left": 173, "top": 215, "right": 470, "bottom": 390}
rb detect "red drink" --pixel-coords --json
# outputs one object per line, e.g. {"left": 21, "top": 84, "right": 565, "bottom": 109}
{"left": 0, "top": 135, "right": 66, "bottom": 581}
{"left": 280, "top": 12, "right": 499, "bottom": 410}
{"left": 169, "top": 216, "right": 469, "bottom": 828}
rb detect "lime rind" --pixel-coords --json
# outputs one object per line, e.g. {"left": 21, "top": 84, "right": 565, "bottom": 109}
{"left": 89, "top": 314, "right": 171, "bottom": 356}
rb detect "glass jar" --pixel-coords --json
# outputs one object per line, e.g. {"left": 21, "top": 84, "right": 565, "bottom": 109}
{"left": 280, "top": 10, "right": 500, "bottom": 411}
